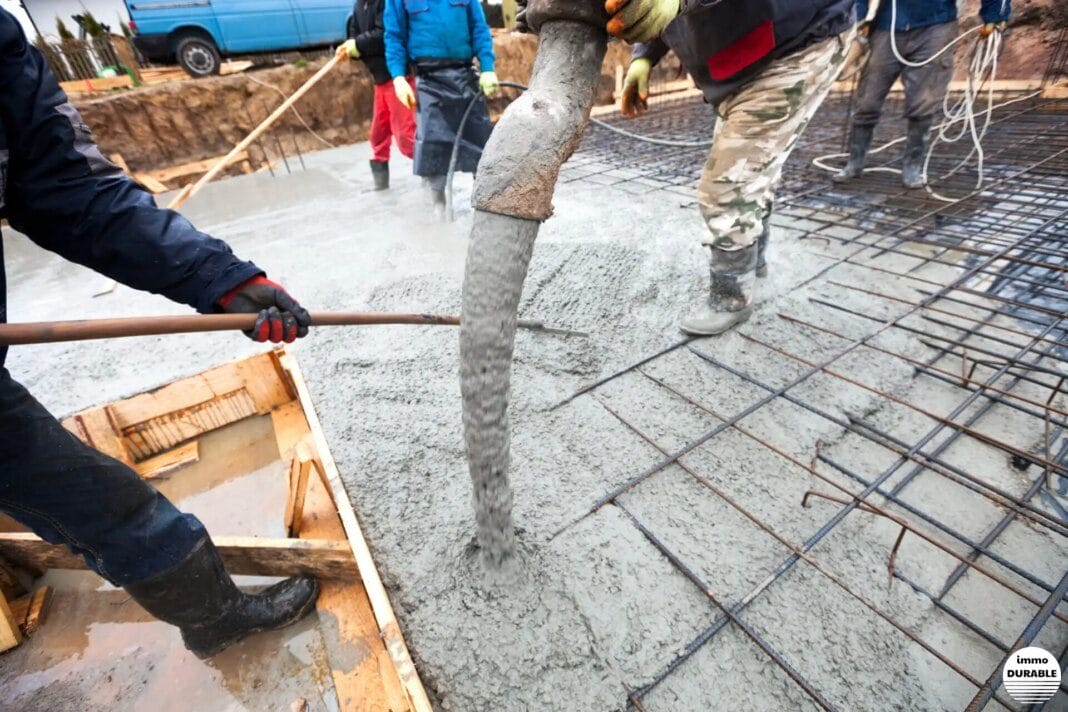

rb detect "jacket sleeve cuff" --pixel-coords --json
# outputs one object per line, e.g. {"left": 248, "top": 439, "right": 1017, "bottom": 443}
{"left": 200, "top": 261, "right": 264, "bottom": 314}
{"left": 633, "top": 39, "right": 669, "bottom": 67}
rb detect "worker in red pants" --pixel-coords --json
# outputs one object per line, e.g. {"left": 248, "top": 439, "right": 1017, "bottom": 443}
{"left": 342, "top": 0, "right": 416, "bottom": 190}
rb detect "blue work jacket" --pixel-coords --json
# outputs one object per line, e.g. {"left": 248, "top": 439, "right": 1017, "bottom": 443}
{"left": 383, "top": 0, "right": 495, "bottom": 79}
{"left": 858, "top": 0, "right": 1011, "bottom": 31}
{"left": 0, "top": 8, "right": 260, "bottom": 366}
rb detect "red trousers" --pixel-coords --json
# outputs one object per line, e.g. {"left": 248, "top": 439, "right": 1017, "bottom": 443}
{"left": 370, "top": 77, "right": 416, "bottom": 162}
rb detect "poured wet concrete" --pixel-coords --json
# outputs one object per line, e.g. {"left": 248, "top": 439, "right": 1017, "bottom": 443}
{"left": 3, "top": 140, "right": 1065, "bottom": 710}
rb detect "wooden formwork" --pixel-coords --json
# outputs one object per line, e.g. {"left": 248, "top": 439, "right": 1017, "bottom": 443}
{"left": 0, "top": 349, "right": 431, "bottom": 712}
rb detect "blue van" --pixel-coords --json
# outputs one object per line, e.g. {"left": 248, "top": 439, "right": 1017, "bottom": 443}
{"left": 127, "top": 0, "right": 353, "bottom": 77}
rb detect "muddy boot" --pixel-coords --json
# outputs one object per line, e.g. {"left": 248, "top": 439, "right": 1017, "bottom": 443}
{"left": 832, "top": 125, "right": 874, "bottom": 183}
{"left": 755, "top": 216, "right": 771, "bottom": 279}
{"left": 370, "top": 160, "right": 389, "bottom": 191}
{"left": 902, "top": 118, "right": 931, "bottom": 189}
{"left": 680, "top": 244, "right": 758, "bottom": 336}
{"left": 125, "top": 538, "right": 319, "bottom": 660}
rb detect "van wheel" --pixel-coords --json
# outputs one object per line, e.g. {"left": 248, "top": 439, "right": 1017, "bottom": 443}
{"left": 176, "top": 35, "right": 220, "bottom": 77}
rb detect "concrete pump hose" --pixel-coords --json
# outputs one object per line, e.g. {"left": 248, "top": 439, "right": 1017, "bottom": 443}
{"left": 459, "top": 21, "right": 607, "bottom": 569}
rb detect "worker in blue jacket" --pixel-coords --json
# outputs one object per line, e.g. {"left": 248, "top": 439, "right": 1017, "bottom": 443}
{"left": 0, "top": 8, "right": 319, "bottom": 659}
{"left": 384, "top": 0, "right": 499, "bottom": 207}
{"left": 834, "top": 0, "right": 1011, "bottom": 187}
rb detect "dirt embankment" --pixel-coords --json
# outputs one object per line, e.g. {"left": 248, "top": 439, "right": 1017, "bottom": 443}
{"left": 74, "top": 33, "right": 630, "bottom": 174}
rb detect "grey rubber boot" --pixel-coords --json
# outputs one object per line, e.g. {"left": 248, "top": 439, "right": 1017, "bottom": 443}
{"left": 370, "top": 160, "right": 389, "bottom": 191}
{"left": 680, "top": 243, "right": 759, "bottom": 337}
{"left": 755, "top": 215, "right": 771, "bottom": 279}
{"left": 832, "top": 125, "right": 875, "bottom": 183}
{"left": 126, "top": 537, "right": 320, "bottom": 659}
{"left": 902, "top": 118, "right": 932, "bottom": 189}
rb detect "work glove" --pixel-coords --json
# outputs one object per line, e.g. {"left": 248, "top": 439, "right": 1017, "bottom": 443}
{"left": 337, "top": 39, "right": 360, "bottom": 59}
{"left": 606, "top": 0, "right": 681, "bottom": 44}
{"left": 621, "top": 58, "right": 651, "bottom": 118}
{"left": 217, "top": 276, "right": 312, "bottom": 344}
{"left": 979, "top": 21, "right": 1007, "bottom": 37}
{"left": 480, "top": 70, "right": 500, "bottom": 97}
{"left": 394, "top": 76, "right": 417, "bottom": 109}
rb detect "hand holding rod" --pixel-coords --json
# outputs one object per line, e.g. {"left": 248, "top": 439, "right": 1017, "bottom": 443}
{"left": 0, "top": 312, "right": 587, "bottom": 346}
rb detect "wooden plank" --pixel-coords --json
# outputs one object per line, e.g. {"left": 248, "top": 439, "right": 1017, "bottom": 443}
{"left": 134, "top": 440, "right": 200, "bottom": 480}
{"left": 133, "top": 173, "right": 170, "bottom": 194}
{"left": 297, "top": 428, "right": 409, "bottom": 711}
{"left": 71, "top": 406, "right": 131, "bottom": 463}
{"left": 9, "top": 586, "right": 52, "bottom": 636}
{"left": 277, "top": 349, "right": 431, "bottom": 712}
{"left": 288, "top": 445, "right": 314, "bottom": 537}
{"left": 220, "top": 60, "right": 254, "bottom": 75}
{"left": 108, "top": 365, "right": 246, "bottom": 429}
{"left": 108, "top": 153, "right": 131, "bottom": 173}
{"left": 0, "top": 594, "right": 22, "bottom": 653}
{"left": 0, "top": 533, "right": 358, "bottom": 580}
{"left": 147, "top": 151, "right": 251, "bottom": 184}
{"left": 59, "top": 75, "right": 134, "bottom": 94}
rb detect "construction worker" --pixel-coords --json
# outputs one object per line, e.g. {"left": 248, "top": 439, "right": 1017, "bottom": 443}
{"left": 612, "top": 0, "right": 857, "bottom": 336}
{"left": 834, "top": 0, "right": 1012, "bottom": 188}
{"left": 383, "top": 0, "right": 500, "bottom": 207}
{"left": 0, "top": 8, "right": 319, "bottom": 659}
{"left": 340, "top": 0, "right": 417, "bottom": 190}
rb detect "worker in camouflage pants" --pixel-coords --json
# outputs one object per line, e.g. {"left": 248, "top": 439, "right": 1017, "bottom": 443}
{"left": 609, "top": 0, "right": 857, "bottom": 335}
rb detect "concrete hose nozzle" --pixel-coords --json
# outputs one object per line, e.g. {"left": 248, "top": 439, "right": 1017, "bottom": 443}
{"left": 459, "top": 18, "right": 607, "bottom": 569}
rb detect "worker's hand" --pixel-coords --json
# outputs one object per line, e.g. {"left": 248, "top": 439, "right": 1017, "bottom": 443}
{"left": 979, "top": 21, "right": 1007, "bottom": 37}
{"left": 336, "top": 39, "right": 360, "bottom": 59}
{"left": 606, "top": 0, "right": 680, "bottom": 44}
{"left": 621, "top": 58, "right": 651, "bottom": 118}
{"left": 218, "top": 276, "right": 311, "bottom": 344}
{"left": 480, "top": 71, "right": 500, "bottom": 97}
{"left": 394, "top": 76, "right": 417, "bottom": 110}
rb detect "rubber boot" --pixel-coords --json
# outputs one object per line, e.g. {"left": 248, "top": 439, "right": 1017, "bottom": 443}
{"left": 755, "top": 215, "right": 771, "bottom": 279}
{"left": 125, "top": 537, "right": 319, "bottom": 659}
{"left": 832, "top": 125, "right": 875, "bottom": 183}
{"left": 370, "top": 160, "right": 389, "bottom": 191}
{"left": 901, "top": 118, "right": 931, "bottom": 189}
{"left": 680, "top": 243, "right": 759, "bottom": 336}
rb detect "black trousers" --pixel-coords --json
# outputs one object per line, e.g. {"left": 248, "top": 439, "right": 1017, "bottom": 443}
{"left": 0, "top": 368, "right": 206, "bottom": 586}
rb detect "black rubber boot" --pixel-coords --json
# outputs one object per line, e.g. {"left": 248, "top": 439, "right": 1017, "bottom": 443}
{"left": 370, "top": 160, "right": 389, "bottom": 191}
{"left": 902, "top": 118, "right": 931, "bottom": 189}
{"left": 755, "top": 215, "right": 771, "bottom": 279}
{"left": 680, "top": 243, "right": 759, "bottom": 336}
{"left": 125, "top": 538, "right": 319, "bottom": 659}
{"left": 832, "top": 125, "right": 875, "bottom": 183}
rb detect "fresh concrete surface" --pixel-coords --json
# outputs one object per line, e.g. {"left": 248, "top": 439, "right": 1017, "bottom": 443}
{"left": 4, "top": 140, "right": 1066, "bottom": 710}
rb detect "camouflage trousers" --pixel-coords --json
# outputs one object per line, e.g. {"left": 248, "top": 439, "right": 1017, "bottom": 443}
{"left": 698, "top": 27, "right": 856, "bottom": 250}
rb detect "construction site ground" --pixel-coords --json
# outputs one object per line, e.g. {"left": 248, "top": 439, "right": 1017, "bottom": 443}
{"left": 1, "top": 89, "right": 1065, "bottom": 710}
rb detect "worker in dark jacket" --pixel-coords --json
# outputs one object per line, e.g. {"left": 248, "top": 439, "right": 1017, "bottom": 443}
{"left": 340, "top": 0, "right": 416, "bottom": 190}
{"left": 611, "top": 0, "right": 856, "bottom": 335}
{"left": 834, "top": 0, "right": 1012, "bottom": 187}
{"left": 383, "top": 0, "right": 499, "bottom": 207}
{"left": 0, "top": 8, "right": 318, "bottom": 659}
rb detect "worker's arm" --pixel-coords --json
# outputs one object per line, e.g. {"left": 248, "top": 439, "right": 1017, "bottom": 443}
{"left": 632, "top": 38, "right": 670, "bottom": 68}
{"left": 383, "top": 0, "right": 409, "bottom": 78}
{"left": 354, "top": 1, "right": 387, "bottom": 58}
{"left": 0, "top": 11, "right": 308, "bottom": 341}
{"left": 467, "top": 0, "right": 496, "bottom": 73}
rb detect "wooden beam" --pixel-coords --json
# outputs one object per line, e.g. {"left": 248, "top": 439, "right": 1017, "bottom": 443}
{"left": 0, "top": 594, "right": 22, "bottom": 653}
{"left": 9, "top": 586, "right": 52, "bottom": 637}
{"left": 276, "top": 349, "right": 431, "bottom": 712}
{"left": 0, "top": 533, "right": 359, "bottom": 580}
{"left": 134, "top": 440, "right": 200, "bottom": 480}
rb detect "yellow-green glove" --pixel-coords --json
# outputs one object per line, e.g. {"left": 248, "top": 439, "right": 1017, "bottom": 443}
{"left": 621, "top": 58, "right": 651, "bottom": 118}
{"left": 606, "top": 0, "right": 680, "bottom": 44}
{"left": 480, "top": 71, "right": 500, "bottom": 97}
{"left": 979, "top": 21, "right": 1007, "bottom": 37}
{"left": 337, "top": 39, "right": 360, "bottom": 59}
{"left": 394, "top": 76, "right": 417, "bottom": 109}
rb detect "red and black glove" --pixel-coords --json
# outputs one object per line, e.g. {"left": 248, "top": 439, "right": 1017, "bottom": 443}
{"left": 217, "top": 276, "right": 312, "bottom": 344}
